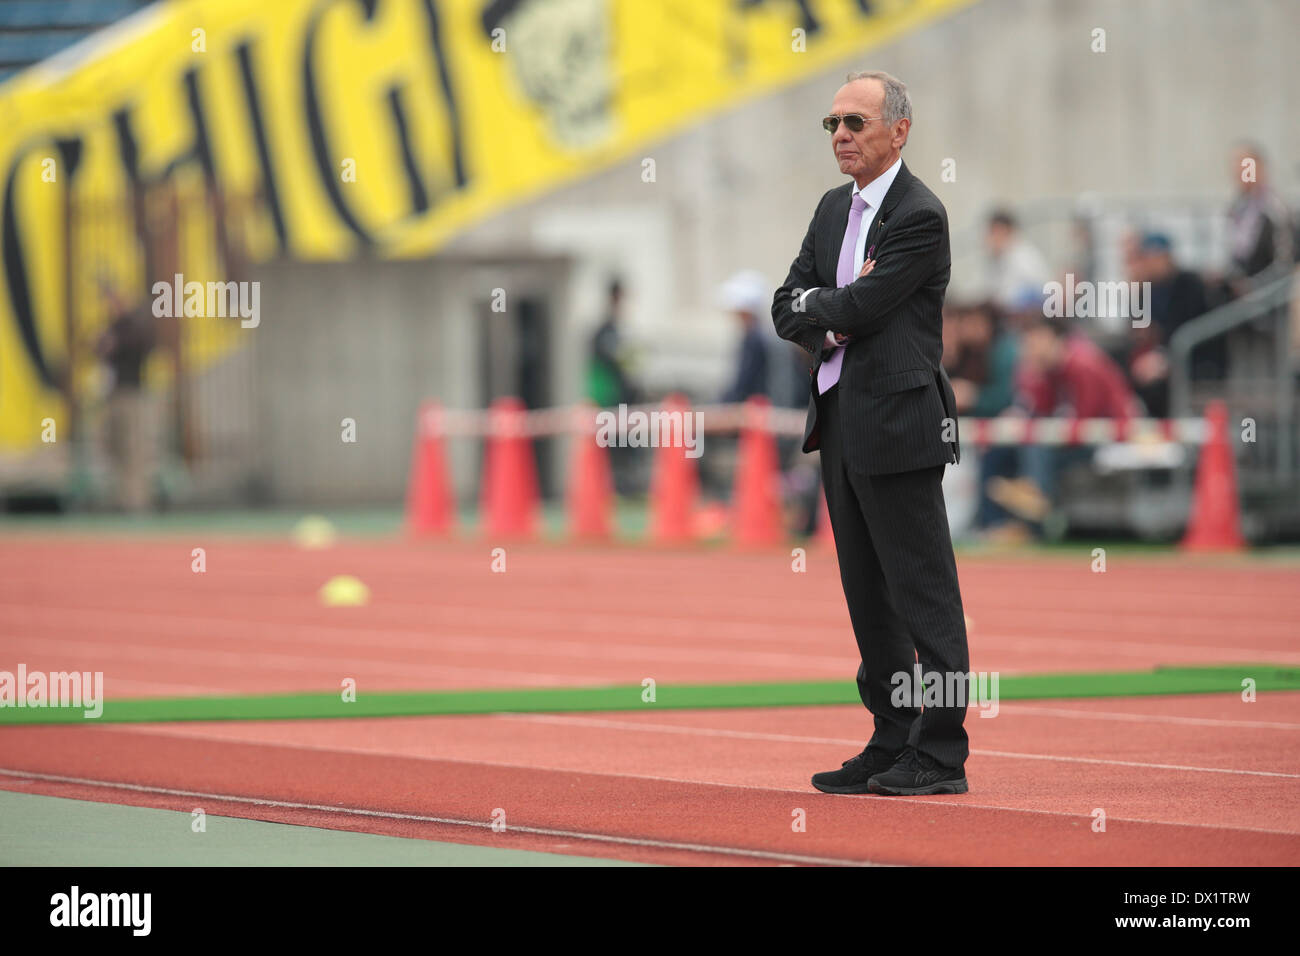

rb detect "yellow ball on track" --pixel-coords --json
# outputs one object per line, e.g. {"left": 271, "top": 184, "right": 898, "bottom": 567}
{"left": 320, "top": 575, "right": 369, "bottom": 607}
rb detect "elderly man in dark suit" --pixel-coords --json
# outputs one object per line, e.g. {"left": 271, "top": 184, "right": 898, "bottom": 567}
{"left": 772, "top": 71, "right": 970, "bottom": 796}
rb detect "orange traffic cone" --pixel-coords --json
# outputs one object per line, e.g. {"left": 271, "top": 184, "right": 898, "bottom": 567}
{"left": 731, "top": 396, "right": 784, "bottom": 547}
{"left": 648, "top": 393, "right": 700, "bottom": 543}
{"left": 567, "top": 404, "right": 614, "bottom": 540}
{"left": 406, "top": 401, "right": 455, "bottom": 536}
{"left": 480, "top": 397, "right": 540, "bottom": 538}
{"left": 1181, "top": 399, "right": 1246, "bottom": 552}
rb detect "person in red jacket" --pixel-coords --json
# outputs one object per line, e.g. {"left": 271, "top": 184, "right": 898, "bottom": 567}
{"left": 1016, "top": 316, "right": 1140, "bottom": 420}
{"left": 987, "top": 316, "right": 1138, "bottom": 535}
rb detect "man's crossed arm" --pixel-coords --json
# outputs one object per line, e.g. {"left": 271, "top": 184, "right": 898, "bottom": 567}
{"left": 771, "top": 194, "right": 836, "bottom": 357}
{"left": 795, "top": 205, "right": 946, "bottom": 341}
{"left": 800, "top": 256, "right": 877, "bottom": 349}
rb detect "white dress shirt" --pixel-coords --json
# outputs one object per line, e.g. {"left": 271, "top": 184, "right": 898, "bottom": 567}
{"left": 799, "top": 156, "right": 903, "bottom": 345}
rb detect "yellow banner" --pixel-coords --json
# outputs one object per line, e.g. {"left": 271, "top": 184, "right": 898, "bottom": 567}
{"left": 0, "top": 0, "right": 972, "bottom": 452}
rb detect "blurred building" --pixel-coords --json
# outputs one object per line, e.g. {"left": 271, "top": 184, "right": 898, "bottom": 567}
{"left": 0, "top": 0, "right": 1296, "bottom": 522}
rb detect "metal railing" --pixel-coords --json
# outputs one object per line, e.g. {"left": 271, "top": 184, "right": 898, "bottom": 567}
{"left": 1168, "top": 268, "right": 1296, "bottom": 484}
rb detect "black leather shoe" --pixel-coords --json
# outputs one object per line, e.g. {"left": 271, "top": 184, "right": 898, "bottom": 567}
{"left": 868, "top": 746, "right": 968, "bottom": 795}
{"left": 811, "top": 746, "right": 900, "bottom": 794}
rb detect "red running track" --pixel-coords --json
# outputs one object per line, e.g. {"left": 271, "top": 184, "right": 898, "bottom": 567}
{"left": 2, "top": 693, "right": 1298, "bottom": 865}
{"left": 1, "top": 537, "right": 1297, "bottom": 864}
{"left": 2, "top": 537, "right": 1298, "bottom": 699}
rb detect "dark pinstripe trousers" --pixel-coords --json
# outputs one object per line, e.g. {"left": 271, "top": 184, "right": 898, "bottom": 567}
{"left": 817, "top": 383, "right": 971, "bottom": 768}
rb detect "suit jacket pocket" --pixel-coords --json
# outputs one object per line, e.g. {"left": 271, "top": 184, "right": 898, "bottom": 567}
{"left": 869, "top": 368, "right": 932, "bottom": 395}
{"left": 844, "top": 378, "right": 950, "bottom": 476}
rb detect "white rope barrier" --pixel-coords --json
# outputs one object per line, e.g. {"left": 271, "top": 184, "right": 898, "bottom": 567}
{"left": 419, "top": 401, "right": 1209, "bottom": 447}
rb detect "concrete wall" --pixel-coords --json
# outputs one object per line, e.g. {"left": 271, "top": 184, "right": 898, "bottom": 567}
{"left": 251, "top": 255, "right": 573, "bottom": 504}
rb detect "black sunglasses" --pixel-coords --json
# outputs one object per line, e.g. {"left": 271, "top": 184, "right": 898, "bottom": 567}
{"left": 822, "top": 113, "right": 883, "bottom": 133}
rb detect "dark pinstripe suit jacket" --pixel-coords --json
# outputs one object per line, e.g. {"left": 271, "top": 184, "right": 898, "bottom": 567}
{"left": 771, "top": 161, "right": 961, "bottom": 476}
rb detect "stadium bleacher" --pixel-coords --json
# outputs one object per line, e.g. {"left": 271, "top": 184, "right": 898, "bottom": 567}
{"left": 0, "top": 0, "right": 151, "bottom": 83}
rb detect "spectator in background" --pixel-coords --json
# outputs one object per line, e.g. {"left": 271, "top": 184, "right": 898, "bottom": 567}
{"left": 1067, "top": 212, "right": 1099, "bottom": 288}
{"left": 1000, "top": 285, "right": 1051, "bottom": 338}
{"left": 1291, "top": 268, "right": 1300, "bottom": 371}
{"left": 953, "top": 300, "right": 1017, "bottom": 418}
{"left": 945, "top": 300, "right": 1021, "bottom": 533}
{"left": 986, "top": 316, "right": 1138, "bottom": 537}
{"left": 585, "top": 277, "right": 638, "bottom": 408}
{"left": 1119, "top": 228, "right": 1144, "bottom": 290}
{"left": 700, "top": 270, "right": 774, "bottom": 506}
{"left": 1219, "top": 143, "right": 1295, "bottom": 299}
{"left": 95, "top": 283, "right": 158, "bottom": 513}
{"left": 717, "top": 270, "right": 771, "bottom": 403}
{"left": 1016, "top": 317, "right": 1137, "bottom": 421}
{"left": 941, "top": 302, "right": 965, "bottom": 377}
{"left": 585, "top": 276, "right": 641, "bottom": 494}
{"left": 1126, "top": 232, "right": 1213, "bottom": 416}
{"left": 983, "top": 209, "right": 1050, "bottom": 313}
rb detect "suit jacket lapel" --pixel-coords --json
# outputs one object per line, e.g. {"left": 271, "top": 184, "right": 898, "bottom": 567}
{"left": 823, "top": 163, "right": 913, "bottom": 282}
{"left": 863, "top": 161, "right": 913, "bottom": 255}
{"left": 821, "top": 184, "right": 852, "bottom": 286}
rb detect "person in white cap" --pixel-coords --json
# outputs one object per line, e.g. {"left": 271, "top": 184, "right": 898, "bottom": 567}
{"left": 718, "top": 269, "right": 772, "bottom": 404}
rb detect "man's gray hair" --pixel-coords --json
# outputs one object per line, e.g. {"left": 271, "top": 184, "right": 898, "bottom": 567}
{"left": 845, "top": 70, "right": 912, "bottom": 126}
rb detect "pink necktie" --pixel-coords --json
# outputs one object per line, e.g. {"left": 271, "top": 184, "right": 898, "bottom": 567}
{"left": 817, "top": 192, "right": 869, "bottom": 395}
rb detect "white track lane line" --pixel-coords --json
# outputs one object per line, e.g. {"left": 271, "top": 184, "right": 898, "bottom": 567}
{"left": 991, "top": 703, "right": 1300, "bottom": 730}
{"left": 0, "top": 602, "right": 853, "bottom": 671}
{"left": 0, "top": 768, "right": 885, "bottom": 867}
{"left": 496, "top": 713, "right": 1300, "bottom": 777}
{"left": 970, "top": 632, "right": 1300, "bottom": 663}
{"left": 6, "top": 596, "right": 1298, "bottom": 660}
{"left": 77, "top": 723, "right": 1300, "bottom": 837}
{"left": 1, "top": 634, "right": 597, "bottom": 688}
